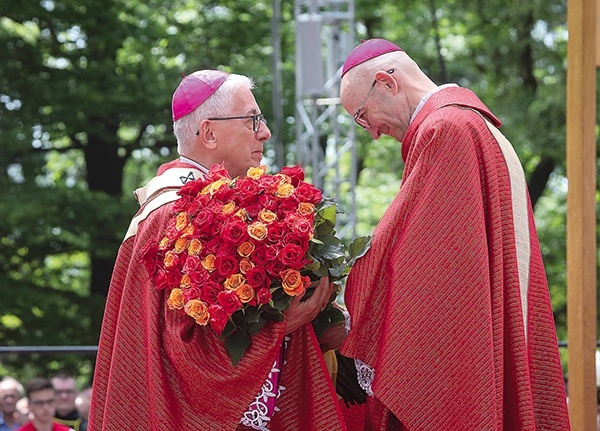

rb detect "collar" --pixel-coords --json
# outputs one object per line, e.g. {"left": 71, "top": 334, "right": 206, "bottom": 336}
{"left": 410, "top": 83, "right": 459, "bottom": 123}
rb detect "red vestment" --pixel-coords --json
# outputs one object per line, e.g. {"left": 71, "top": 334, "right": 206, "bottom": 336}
{"left": 340, "top": 87, "right": 570, "bottom": 430}
{"left": 89, "top": 159, "right": 346, "bottom": 431}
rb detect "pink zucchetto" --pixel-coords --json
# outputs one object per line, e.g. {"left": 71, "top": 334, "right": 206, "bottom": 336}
{"left": 341, "top": 38, "right": 403, "bottom": 77}
{"left": 171, "top": 70, "right": 230, "bottom": 121}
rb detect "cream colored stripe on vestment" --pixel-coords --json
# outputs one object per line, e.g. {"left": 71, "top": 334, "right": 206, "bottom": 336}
{"left": 124, "top": 190, "right": 181, "bottom": 242}
{"left": 484, "top": 119, "right": 531, "bottom": 343}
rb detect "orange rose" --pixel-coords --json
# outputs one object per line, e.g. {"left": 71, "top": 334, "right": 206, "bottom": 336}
{"left": 239, "top": 257, "right": 254, "bottom": 274}
{"left": 247, "top": 165, "right": 267, "bottom": 179}
{"left": 174, "top": 237, "right": 188, "bottom": 253}
{"left": 235, "top": 284, "right": 255, "bottom": 303}
{"left": 276, "top": 183, "right": 294, "bottom": 198}
{"left": 202, "top": 254, "right": 216, "bottom": 272}
{"left": 184, "top": 299, "right": 210, "bottom": 325}
{"left": 237, "top": 241, "right": 255, "bottom": 258}
{"left": 281, "top": 269, "right": 306, "bottom": 296}
{"left": 163, "top": 250, "right": 179, "bottom": 268}
{"left": 276, "top": 173, "right": 292, "bottom": 184}
{"left": 297, "top": 202, "right": 315, "bottom": 217}
{"left": 167, "top": 288, "right": 185, "bottom": 309}
{"left": 224, "top": 273, "right": 245, "bottom": 291}
{"left": 203, "top": 179, "right": 229, "bottom": 196}
{"left": 248, "top": 222, "right": 268, "bottom": 241}
{"left": 258, "top": 209, "right": 277, "bottom": 224}
{"left": 180, "top": 274, "right": 191, "bottom": 289}
{"left": 181, "top": 223, "right": 195, "bottom": 238}
{"left": 188, "top": 238, "right": 202, "bottom": 256}
{"left": 175, "top": 212, "right": 189, "bottom": 231}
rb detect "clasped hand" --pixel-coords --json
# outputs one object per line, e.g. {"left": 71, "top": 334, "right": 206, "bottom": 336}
{"left": 283, "top": 276, "right": 333, "bottom": 335}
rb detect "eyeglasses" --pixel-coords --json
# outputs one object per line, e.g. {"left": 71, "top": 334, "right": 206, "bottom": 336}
{"left": 29, "top": 398, "right": 55, "bottom": 407}
{"left": 353, "top": 69, "right": 395, "bottom": 130}
{"left": 55, "top": 389, "right": 76, "bottom": 396}
{"left": 196, "top": 113, "right": 266, "bottom": 135}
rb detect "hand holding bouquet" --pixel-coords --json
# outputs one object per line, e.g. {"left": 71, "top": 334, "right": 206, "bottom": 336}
{"left": 143, "top": 164, "right": 371, "bottom": 365}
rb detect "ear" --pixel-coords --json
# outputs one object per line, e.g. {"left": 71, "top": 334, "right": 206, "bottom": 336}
{"left": 375, "top": 70, "right": 398, "bottom": 94}
{"left": 197, "top": 119, "right": 218, "bottom": 150}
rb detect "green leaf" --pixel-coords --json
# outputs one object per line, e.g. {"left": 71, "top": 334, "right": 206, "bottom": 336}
{"left": 225, "top": 330, "right": 252, "bottom": 366}
{"left": 247, "top": 317, "right": 268, "bottom": 335}
{"left": 244, "top": 306, "right": 261, "bottom": 324}
{"left": 347, "top": 236, "right": 373, "bottom": 266}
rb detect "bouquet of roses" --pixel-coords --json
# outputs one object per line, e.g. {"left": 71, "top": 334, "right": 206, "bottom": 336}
{"left": 143, "top": 163, "right": 371, "bottom": 365}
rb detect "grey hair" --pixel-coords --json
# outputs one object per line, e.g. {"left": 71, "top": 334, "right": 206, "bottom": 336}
{"left": 173, "top": 73, "right": 256, "bottom": 155}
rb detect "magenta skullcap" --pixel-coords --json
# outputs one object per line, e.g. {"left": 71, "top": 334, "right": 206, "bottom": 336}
{"left": 172, "top": 70, "right": 230, "bottom": 121}
{"left": 341, "top": 38, "right": 403, "bottom": 77}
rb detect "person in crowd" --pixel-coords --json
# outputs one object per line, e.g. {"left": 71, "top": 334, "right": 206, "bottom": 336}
{"left": 50, "top": 373, "right": 84, "bottom": 431}
{"left": 13, "top": 398, "right": 30, "bottom": 428}
{"left": 88, "top": 70, "right": 345, "bottom": 430}
{"left": 74, "top": 388, "right": 91, "bottom": 424}
{"left": 0, "top": 377, "right": 24, "bottom": 431}
{"left": 16, "top": 378, "right": 72, "bottom": 431}
{"left": 338, "top": 38, "right": 571, "bottom": 430}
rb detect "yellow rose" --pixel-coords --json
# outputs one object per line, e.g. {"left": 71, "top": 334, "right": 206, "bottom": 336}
{"left": 276, "top": 173, "right": 292, "bottom": 184}
{"left": 276, "top": 183, "right": 294, "bottom": 198}
{"left": 224, "top": 273, "right": 245, "bottom": 291}
{"left": 163, "top": 250, "right": 179, "bottom": 268}
{"left": 184, "top": 299, "right": 210, "bottom": 325}
{"left": 174, "top": 237, "right": 188, "bottom": 253}
{"left": 202, "top": 254, "right": 216, "bottom": 272}
{"left": 175, "top": 212, "right": 189, "bottom": 231}
{"left": 237, "top": 241, "right": 255, "bottom": 258}
{"left": 258, "top": 209, "right": 277, "bottom": 224}
{"left": 167, "top": 288, "right": 185, "bottom": 309}
{"left": 181, "top": 223, "right": 195, "bottom": 238}
{"left": 248, "top": 222, "right": 268, "bottom": 241}
{"left": 236, "top": 284, "right": 255, "bottom": 303}
{"left": 247, "top": 165, "right": 267, "bottom": 179}
{"left": 158, "top": 236, "right": 170, "bottom": 250}
{"left": 281, "top": 269, "right": 306, "bottom": 296}
{"left": 239, "top": 257, "right": 254, "bottom": 274}
{"left": 297, "top": 202, "right": 315, "bottom": 217}
{"left": 188, "top": 238, "right": 202, "bottom": 256}
{"left": 203, "top": 179, "right": 230, "bottom": 196}
{"left": 221, "top": 201, "right": 236, "bottom": 215}
{"left": 235, "top": 208, "right": 249, "bottom": 221}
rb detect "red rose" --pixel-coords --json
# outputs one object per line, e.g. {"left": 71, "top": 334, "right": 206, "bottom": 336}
{"left": 215, "top": 255, "right": 239, "bottom": 277}
{"left": 294, "top": 182, "right": 323, "bottom": 204}
{"left": 235, "top": 177, "right": 260, "bottom": 202}
{"left": 280, "top": 244, "right": 308, "bottom": 269}
{"left": 183, "top": 255, "right": 202, "bottom": 273}
{"left": 258, "top": 193, "right": 278, "bottom": 211}
{"left": 183, "top": 286, "right": 201, "bottom": 302}
{"left": 221, "top": 219, "right": 250, "bottom": 245}
{"left": 189, "top": 267, "right": 210, "bottom": 286}
{"left": 264, "top": 245, "right": 279, "bottom": 261}
{"left": 218, "top": 290, "right": 243, "bottom": 315}
{"left": 166, "top": 269, "right": 182, "bottom": 288}
{"left": 267, "top": 259, "right": 286, "bottom": 279}
{"left": 201, "top": 281, "right": 222, "bottom": 305}
{"left": 192, "top": 210, "right": 214, "bottom": 236}
{"left": 250, "top": 246, "right": 268, "bottom": 266}
{"left": 154, "top": 269, "right": 169, "bottom": 290}
{"left": 246, "top": 266, "right": 268, "bottom": 289}
{"left": 256, "top": 287, "right": 272, "bottom": 305}
{"left": 280, "top": 166, "right": 305, "bottom": 186}
{"left": 284, "top": 233, "right": 309, "bottom": 248}
{"left": 173, "top": 194, "right": 193, "bottom": 213}
{"left": 208, "top": 304, "right": 229, "bottom": 335}
{"left": 266, "top": 221, "right": 287, "bottom": 243}
{"left": 143, "top": 244, "right": 161, "bottom": 276}
{"left": 257, "top": 174, "right": 280, "bottom": 192}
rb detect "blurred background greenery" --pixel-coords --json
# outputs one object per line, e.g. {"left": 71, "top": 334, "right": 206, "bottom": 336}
{"left": 0, "top": 0, "right": 596, "bottom": 385}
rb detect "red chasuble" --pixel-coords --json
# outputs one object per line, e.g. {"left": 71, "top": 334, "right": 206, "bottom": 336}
{"left": 89, "top": 160, "right": 346, "bottom": 431}
{"left": 340, "top": 87, "right": 570, "bottom": 430}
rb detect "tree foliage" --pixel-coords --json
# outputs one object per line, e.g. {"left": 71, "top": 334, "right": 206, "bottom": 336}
{"left": 0, "top": 0, "right": 595, "bottom": 381}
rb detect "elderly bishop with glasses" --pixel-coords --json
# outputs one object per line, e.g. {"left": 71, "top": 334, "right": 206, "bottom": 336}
{"left": 338, "top": 38, "right": 570, "bottom": 430}
{"left": 88, "top": 70, "right": 346, "bottom": 431}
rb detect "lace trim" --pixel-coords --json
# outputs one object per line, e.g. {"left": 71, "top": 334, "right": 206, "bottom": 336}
{"left": 345, "top": 311, "right": 375, "bottom": 397}
{"left": 240, "top": 337, "right": 289, "bottom": 430}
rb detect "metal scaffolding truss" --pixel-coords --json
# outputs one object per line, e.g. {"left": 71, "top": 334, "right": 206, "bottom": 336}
{"left": 294, "top": 0, "right": 357, "bottom": 239}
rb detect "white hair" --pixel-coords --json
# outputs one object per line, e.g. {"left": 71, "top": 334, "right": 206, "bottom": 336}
{"left": 173, "top": 73, "right": 256, "bottom": 155}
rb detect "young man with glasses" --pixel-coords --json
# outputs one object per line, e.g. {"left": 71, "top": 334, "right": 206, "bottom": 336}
{"left": 338, "top": 38, "right": 570, "bottom": 430}
{"left": 88, "top": 70, "right": 343, "bottom": 431}
{"left": 16, "top": 378, "right": 72, "bottom": 431}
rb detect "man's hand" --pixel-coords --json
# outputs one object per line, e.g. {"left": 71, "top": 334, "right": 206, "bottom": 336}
{"left": 284, "top": 276, "right": 334, "bottom": 335}
{"left": 317, "top": 320, "right": 347, "bottom": 352}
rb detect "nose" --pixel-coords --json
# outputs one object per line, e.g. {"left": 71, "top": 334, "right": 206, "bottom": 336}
{"left": 257, "top": 121, "right": 271, "bottom": 141}
{"left": 367, "top": 126, "right": 381, "bottom": 140}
